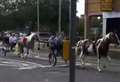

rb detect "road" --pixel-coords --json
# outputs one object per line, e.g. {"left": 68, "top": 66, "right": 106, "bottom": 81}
{"left": 0, "top": 47, "right": 120, "bottom": 82}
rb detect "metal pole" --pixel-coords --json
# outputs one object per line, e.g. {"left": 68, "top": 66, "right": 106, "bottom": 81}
{"left": 84, "top": 15, "right": 87, "bottom": 39}
{"left": 37, "top": 0, "right": 40, "bottom": 33}
{"left": 37, "top": 0, "right": 40, "bottom": 50}
{"left": 84, "top": 0, "right": 88, "bottom": 39}
{"left": 69, "top": 0, "right": 76, "bottom": 82}
{"left": 58, "top": 0, "right": 62, "bottom": 33}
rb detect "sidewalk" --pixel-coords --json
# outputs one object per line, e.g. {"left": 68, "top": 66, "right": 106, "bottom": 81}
{"left": 36, "top": 47, "right": 120, "bottom": 58}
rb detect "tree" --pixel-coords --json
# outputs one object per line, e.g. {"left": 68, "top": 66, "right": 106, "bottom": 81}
{"left": 0, "top": 0, "right": 69, "bottom": 32}
{"left": 76, "top": 16, "right": 84, "bottom": 36}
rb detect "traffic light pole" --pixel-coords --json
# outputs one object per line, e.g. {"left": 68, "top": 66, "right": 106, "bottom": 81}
{"left": 69, "top": 0, "right": 76, "bottom": 82}
{"left": 37, "top": 0, "right": 41, "bottom": 50}
{"left": 37, "top": 0, "right": 40, "bottom": 34}
{"left": 58, "top": 0, "right": 62, "bottom": 33}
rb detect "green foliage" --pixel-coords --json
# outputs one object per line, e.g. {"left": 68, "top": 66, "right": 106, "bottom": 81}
{"left": 76, "top": 17, "right": 84, "bottom": 36}
{"left": 0, "top": 0, "right": 69, "bottom": 32}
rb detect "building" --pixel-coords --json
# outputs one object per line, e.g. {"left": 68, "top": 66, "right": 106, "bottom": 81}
{"left": 85, "top": 0, "right": 120, "bottom": 39}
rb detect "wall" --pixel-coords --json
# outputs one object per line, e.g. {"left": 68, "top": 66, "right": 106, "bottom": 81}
{"left": 113, "top": 0, "right": 120, "bottom": 11}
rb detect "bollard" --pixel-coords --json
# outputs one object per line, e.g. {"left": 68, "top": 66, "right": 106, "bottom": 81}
{"left": 63, "top": 39, "right": 70, "bottom": 63}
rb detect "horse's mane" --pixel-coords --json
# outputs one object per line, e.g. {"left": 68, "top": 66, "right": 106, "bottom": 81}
{"left": 96, "top": 33, "right": 111, "bottom": 42}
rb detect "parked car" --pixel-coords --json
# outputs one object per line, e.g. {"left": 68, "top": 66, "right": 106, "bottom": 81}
{"left": 38, "top": 32, "right": 50, "bottom": 43}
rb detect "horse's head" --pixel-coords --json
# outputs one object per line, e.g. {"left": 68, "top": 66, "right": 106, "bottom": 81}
{"left": 26, "top": 32, "right": 39, "bottom": 42}
{"left": 107, "top": 32, "right": 120, "bottom": 45}
{"left": 33, "top": 33, "right": 39, "bottom": 41}
{"left": 75, "top": 40, "right": 83, "bottom": 56}
{"left": 76, "top": 40, "right": 82, "bottom": 47}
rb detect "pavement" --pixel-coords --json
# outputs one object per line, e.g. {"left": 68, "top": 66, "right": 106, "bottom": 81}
{"left": 30, "top": 42, "right": 120, "bottom": 60}
{"left": 3, "top": 45, "right": 120, "bottom": 63}
{"left": 25, "top": 46, "right": 120, "bottom": 61}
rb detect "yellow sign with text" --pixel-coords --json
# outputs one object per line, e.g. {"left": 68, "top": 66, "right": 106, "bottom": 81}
{"left": 101, "top": 0, "right": 112, "bottom": 11}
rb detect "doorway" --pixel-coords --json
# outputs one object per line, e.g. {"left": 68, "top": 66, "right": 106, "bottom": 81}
{"left": 107, "top": 18, "right": 120, "bottom": 38}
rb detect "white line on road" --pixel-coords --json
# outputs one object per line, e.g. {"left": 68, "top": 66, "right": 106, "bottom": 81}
{"left": 0, "top": 56, "right": 120, "bottom": 71}
{"left": 0, "top": 57, "right": 52, "bottom": 70}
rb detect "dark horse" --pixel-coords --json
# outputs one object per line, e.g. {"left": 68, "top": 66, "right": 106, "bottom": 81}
{"left": 75, "top": 32, "right": 120, "bottom": 72}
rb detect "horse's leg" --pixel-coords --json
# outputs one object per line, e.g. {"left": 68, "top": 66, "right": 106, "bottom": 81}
{"left": 20, "top": 45, "right": 24, "bottom": 58}
{"left": 100, "top": 49, "right": 111, "bottom": 69}
{"left": 107, "top": 55, "right": 111, "bottom": 62}
{"left": 29, "top": 42, "right": 35, "bottom": 57}
{"left": 79, "top": 50, "right": 85, "bottom": 66}
{"left": 96, "top": 48, "right": 102, "bottom": 72}
{"left": 26, "top": 47, "right": 29, "bottom": 57}
{"left": 97, "top": 58, "right": 101, "bottom": 72}
{"left": 43, "top": 43, "right": 45, "bottom": 48}
{"left": 101, "top": 57, "right": 106, "bottom": 69}
{"left": 2, "top": 48, "right": 6, "bottom": 56}
{"left": 22, "top": 47, "right": 28, "bottom": 58}
{"left": 102, "top": 55, "right": 111, "bottom": 69}
{"left": 29, "top": 49, "right": 34, "bottom": 57}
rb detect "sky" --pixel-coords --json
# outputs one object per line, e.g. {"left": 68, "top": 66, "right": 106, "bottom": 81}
{"left": 76, "top": 0, "right": 85, "bottom": 17}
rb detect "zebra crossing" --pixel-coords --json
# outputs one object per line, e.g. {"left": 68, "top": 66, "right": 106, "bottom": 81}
{"left": 0, "top": 57, "right": 51, "bottom": 70}
{"left": 0, "top": 55, "right": 120, "bottom": 72}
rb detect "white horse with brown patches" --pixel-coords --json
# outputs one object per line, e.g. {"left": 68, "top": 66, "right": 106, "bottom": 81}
{"left": 15, "top": 32, "right": 39, "bottom": 58}
{"left": 96, "top": 32, "right": 120, "bottom": 71}
{"left": 75, "top": 32, "right": 120, "bottom": 72}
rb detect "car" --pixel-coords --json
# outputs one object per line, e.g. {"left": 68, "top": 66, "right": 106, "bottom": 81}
{"left": 38, "top": 32, "right": 50, "bottom": 42}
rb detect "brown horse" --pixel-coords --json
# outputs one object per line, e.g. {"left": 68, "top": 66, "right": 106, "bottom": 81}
{"left": 76, "top": 32, "right": 120, "bottom": 72}
{"left": 96, "top": 32, "right": 120, "bottom": 71}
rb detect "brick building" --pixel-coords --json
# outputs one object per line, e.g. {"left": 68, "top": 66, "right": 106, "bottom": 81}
{"left": 85, "top": 0, "right": 120, "bottom": 39}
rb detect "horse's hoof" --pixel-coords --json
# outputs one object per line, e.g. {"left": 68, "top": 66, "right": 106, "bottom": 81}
{"left": 18, "top": 55, "right": 21, "bottom": 58}
{"left": 81, "top": 66, "right": 86, "bottom": 69}
{"left": 80, "top": 64, "right": 86, "bottom": 69}
{"left": 38, "top": 48, "right": 40, "bottom": 50}
{"left": 4, "top": 54, "right": 6, "bottom": 56}
{"left": 98, "top": 69, "right": 102, "bottom": 72}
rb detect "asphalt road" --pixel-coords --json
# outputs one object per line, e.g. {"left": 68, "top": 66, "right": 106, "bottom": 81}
{"left": 0, "top": 48, "right": 120, "bottom": 82}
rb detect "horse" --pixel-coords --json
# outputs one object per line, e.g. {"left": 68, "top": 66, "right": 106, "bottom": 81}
{"left": 75, "top": 39, "right": 96, "bottom": 65}
{"left": 15, "top": 32, "right": 39, "bottom": 58}
{"left": 75, "top": 32, "right": 120, "bottom": 72}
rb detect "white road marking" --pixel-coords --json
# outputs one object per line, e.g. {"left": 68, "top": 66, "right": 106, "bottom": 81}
{"left": 35, "top": 55, "right": 120, "bottom": 67}
{"left": 18, "top": 66, "right": 38, "bottom": 70}
{"left": 2, "top": 61, "right": 9, "bottom": 64}
{"left": 0, "top": 57, "right": 53, "bottom": 70}
{"left": 0, "top": 56, "right": 120, "bottom": 71}
{"left": 21, "top": 63, "right": 29, "bottom": 67}
{"left": 34, "top": 56, "right": 48, "bottom": 60}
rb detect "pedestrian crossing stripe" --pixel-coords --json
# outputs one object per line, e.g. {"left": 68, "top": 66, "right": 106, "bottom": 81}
{"left": 0, "top": 57, "right": 120, "bottom": 70}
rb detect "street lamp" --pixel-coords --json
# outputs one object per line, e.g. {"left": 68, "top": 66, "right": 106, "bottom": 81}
{"left": 97, "top": 16, "right": 101, "bottom": 20}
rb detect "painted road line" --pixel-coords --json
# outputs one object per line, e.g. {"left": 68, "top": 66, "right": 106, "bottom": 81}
{"left": 34, "top": 55, "right": 120, "bottom": 67}
{"left": 0, "top": 56, "right": 120, "bottom": 70}
{"left": 0, "top": 57, "right": 52, "bottom": 70}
